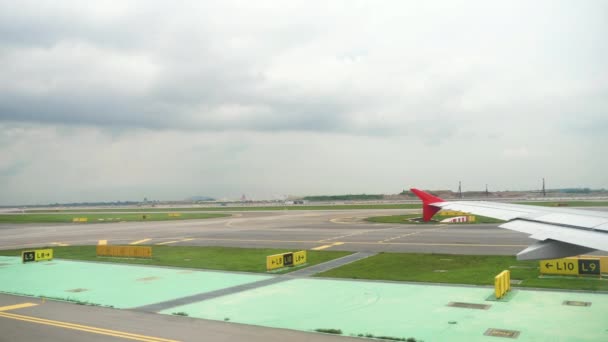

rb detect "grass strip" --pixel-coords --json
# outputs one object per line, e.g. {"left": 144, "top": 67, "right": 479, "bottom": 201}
{"left": 24, "top": 204, "right": 422, "bottom": 213}
{"left": 0, "top": 212, "right": 230, "bottom": 224}
{"left": 0, "top": 246, "right": 351, "bottom": 274}
{"left": 316, "top": 252, "right": 608, "bottom": 291}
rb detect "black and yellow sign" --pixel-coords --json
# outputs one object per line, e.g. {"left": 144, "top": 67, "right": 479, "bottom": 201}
{"left": 266, "top": 250, "right": 307, "bottom": 271}
{"left": 540, "top": 258, "right": 600, "bottom": 276}
{"left": 22, "top": 249, "right": 53, "bottom": 263}
{"left": 283, "top": 253, "right": 294, "bottom": 266}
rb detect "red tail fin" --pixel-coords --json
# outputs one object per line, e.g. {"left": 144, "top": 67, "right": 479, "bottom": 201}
{"left": 410, "top": 188, "right": 444, "bottom": 221}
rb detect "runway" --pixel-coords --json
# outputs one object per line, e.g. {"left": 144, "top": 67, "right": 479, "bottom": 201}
{"left": 0, "top": 209, "right": 535, "bottom": 255}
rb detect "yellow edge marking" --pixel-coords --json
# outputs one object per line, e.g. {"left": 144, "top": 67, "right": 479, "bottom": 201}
{"left": 156, "top": 240, "right": 180, "bottom": 245}
{"left": 0, "top": 303, "right": 38, "bottom": 312}
{"left": 98, "top": 240, "right": 107, "bottom": 245}
{"left": 332, "top": 242, "right": 344, "bottom": 246}
{"left": 0, "top": 311, "right": 180, "bottom": 342}
{"left": 311, "top": 245, "right": 332, "bottom": 250}
{"left": 180, "top": 238, "right": 194, "bottom": 242}
{"left": 51, "top": 242, "right": 70, "bottom": 247}
{"left": 129, "top": 239, "right": 151, "bottom": 245}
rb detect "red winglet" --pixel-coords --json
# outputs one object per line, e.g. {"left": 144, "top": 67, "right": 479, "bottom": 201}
{"left": 410, "top": 188, "right": 444, "bottom": 222}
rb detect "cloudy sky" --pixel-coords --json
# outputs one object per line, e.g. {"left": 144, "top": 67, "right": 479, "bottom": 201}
{"left": 1, "top": 1, "right": 607, "bottom": 205}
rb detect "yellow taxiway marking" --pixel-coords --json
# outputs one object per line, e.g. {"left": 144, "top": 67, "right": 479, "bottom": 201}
{"left": 312, "top": 241, "right": 344, "bottom": 250}
{"left": 156, "top": 238, "right": 194, "bottom": 245}
{"left": 311, "top": 244, "right": 332, "bottom": 250}
{"left": 190, "top": 237, "right": 527, "bottom": 248}
{"left": 379, "top": 226, "right": 448, "bottom": 243}
{"left": 50, "top": 242, "right": 70, "bottom": 247}
{"left": 0, "top": 311, "right": 180, "bottom": 342}
{"left": 98, "top": 240, "right": 107, "bottom": 245}
{"left": 319, "top": 226, "right": 397, "bottom": 243}
{"left": 156, "top": 240, "right": 180, "bottom": 245}
{"left": 0, "top": 303, "right": 38, "bottom": 312}
{"left": 129, "top": 238, "right": 151, "bottom": 245}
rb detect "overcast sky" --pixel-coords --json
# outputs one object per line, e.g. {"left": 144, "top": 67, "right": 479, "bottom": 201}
{"left": 1, "top": 1, "right": 607, "bottom": 205}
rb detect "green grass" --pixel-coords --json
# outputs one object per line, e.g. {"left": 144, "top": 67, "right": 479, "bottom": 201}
{"left": 0, "top": 246, "right": 351, "bottom": 274}
{"left": 317, "top": 253, "right": 608, "bottom": 291}
{"left": 0, "top": 212, "right": 230, "bottom": 224}
{"left": 24, "top": 204, "right": 422, "bottom": 213}
{"left": 366, "top": 214, "right": 504, "bottom": 224}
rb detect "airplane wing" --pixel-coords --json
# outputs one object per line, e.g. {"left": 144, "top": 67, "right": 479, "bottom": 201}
{"left": 410, "top": 188, "right": 608, "bottom": 260}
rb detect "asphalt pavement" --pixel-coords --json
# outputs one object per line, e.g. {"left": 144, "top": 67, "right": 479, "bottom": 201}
{"left": 0, "top": 209, "right": 535, "bottom": 255}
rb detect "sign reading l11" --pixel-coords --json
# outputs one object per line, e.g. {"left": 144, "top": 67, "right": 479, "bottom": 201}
{"left": 540, "top": 258, "right": 600, "bottom": 276}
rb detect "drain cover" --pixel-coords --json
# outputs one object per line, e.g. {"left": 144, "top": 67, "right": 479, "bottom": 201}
{"left": 563, "top": 300, "right": 591, "bottom": 307}
{"left": 447, "top": 302, "right": 491, "bottom": 310}
{"left": 0, "top": 263, "right": 10, "bottom": 266}
{"left": 66, "top": 288, "right": 88, "bottom": 293}
{"left": 484, "top": 328, "right": 520, "bottom": 338}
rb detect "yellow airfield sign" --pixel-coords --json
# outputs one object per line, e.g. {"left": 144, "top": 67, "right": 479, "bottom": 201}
{"left": 22, "top": 249, "right": 53, "bottom": 263}
{"left": 266, "top": 250, "right": 307, "bottom": 271}
{"left": 540, "top": 258, "right": 600, "bottom": 276}
{"left": 439, "top": 210, "right": 467, "bottom": 216}
{"left": 293, "top": 250, "right": 307, "bottom": 266}
{"left": 266, "top": 253, "right": 285, "bottom": 270}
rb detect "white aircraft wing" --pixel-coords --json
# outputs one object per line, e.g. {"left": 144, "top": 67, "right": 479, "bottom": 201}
{"left": 411, "top": 188, "right": 608, "bottom": 260}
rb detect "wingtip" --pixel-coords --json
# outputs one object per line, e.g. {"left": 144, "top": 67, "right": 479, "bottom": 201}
{"left": 409, "top": 187, "right": 444, "bottom": 221}
{"left": 409, "top": 188, "right": 444, "bottom": 204}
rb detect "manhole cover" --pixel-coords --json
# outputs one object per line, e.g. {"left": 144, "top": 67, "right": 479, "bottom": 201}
{"left": 66, "top": 288, "right": 88, "bottom": 293}
{"left": 0, "top": 263, "right": 10, "bottom": 266}
{"left": 563, "top": 300, "right": 591, "bottom": 307}
{"left": 137, "top": 276, "right": 160, "bottom": 282}
{"left": 447, "top": 302, "right": 491, "bottom": 310}
{"left": 484, "top": 328, "right": 520, "bottom": 338}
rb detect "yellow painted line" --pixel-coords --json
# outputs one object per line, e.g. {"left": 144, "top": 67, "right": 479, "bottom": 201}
{"left": 156, "top": 240, "right": 180, "bottom": 245}
{"left": 156, "top": 238, "right": 194, "bottom": 245}
{"left": 0, "top": 303, "right": 38, "bottom": 312}
{"left": 0, "top": 311, "right": 180, "bottom": 342}
{"left": 332, "top": 242, "right": 344, "bottom": 246}
{"left": 190, "top": 237, "right": 527, "bottom": 248}
{"left": 50, "top": 242, "right": 70, "bottom": 247}
{"left": 98, "top": 240, "right": 107, "bottom": 245}
{"left": 311, "top": 244, "right": 333, "bottom": 250}
{"left": 129, "top": 238, "right": 151, "bottom": 245}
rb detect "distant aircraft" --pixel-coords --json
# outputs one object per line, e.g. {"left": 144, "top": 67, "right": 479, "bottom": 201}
{"left": 410, "top": 188, "right": 608, "bottom": 260}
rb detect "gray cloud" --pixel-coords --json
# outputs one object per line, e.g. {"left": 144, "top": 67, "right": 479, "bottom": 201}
{"left": 1, "top": 1, "right": 607, "bottom": 204}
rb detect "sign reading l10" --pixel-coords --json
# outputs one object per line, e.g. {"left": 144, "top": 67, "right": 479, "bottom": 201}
{"left": 540, "top": 258, "right": 600, "bottom": 276}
